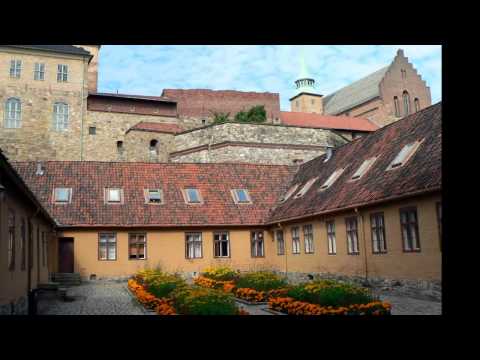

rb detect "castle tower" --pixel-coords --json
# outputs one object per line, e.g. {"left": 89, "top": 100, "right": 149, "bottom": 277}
{"left": 74, "top": 45, "right": 101, "bottom": 92}
{"left": 289, "top": 49, "right": 324, "bottom": 114}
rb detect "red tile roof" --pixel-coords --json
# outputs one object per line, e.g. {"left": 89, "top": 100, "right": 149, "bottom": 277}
{"left": 12, "top": 162, "right": 296, "bottom": 228}
{"left": 269, "top": 103, "right": 442, "bottom": 223}
{"left": 127, "top": 122, "right": 184, "bottom": 134}
{"left": 162, "top": 89, "right": 281, "bottom": 120}
{"left": 280, "top": 111, "right": 379, "bottom": 132}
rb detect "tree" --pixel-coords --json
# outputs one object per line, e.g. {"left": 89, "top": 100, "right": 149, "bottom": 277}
{"left": 211, "top": 111, "right": 231, "bottom": 125}
{"left": 234, "top": 105, "right": 266, "bottom": 123}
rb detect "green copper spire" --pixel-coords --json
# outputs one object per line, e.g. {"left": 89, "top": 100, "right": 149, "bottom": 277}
{"left": 295, "top": 47, "right": 315, "bottom": 94}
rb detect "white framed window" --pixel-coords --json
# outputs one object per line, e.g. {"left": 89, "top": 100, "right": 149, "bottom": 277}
{"left": 53, "top": 187, "right": 72, "bottom": 203}
{"left": 251, "top": 231, "right": 264, "bottom": 257}
{"left": 386, "top": 140, "right": 423, "bottom": 170}
{"left": 57, "top": 64, "right": 68, "bottom": 82}
{"left": 10, "top": 59, "right": 21, "bottom": 78}
{"left": 276, "top": 230, "right": 285, "bottom": 255}
{"left": 280, "top": 184, "right": 299, "bottom": 202}
{"left": 231, "top": 189, "right": 251, "bottom": 204}
{"left": 319, "top": 168, "right": 346, "bottom": 191}
{"left": 34, "top": 63, "right": 45, "bottom": 80}
{"left": 371, "top": 213, "right": 387, "bottom": 254}
{"left": 346, "top": 217, "right": 359, "bottom": 255}
{"left": 350, "top": 157, "right": 378, "bottom": 181}
{"left": 294, "top": 177, "right": 318, "bottom": 198}
{"left": 291, "top": 227, "right": 300, "bottom": 254}
{"left": 400, "top": 207, "right": 421, "bottom": 252}
{"left": 99, "top": 233, "right": 116, "bottom": 260}
{"left": 105, "top": 188, "right": 123, "bottom": 203}
{"left": 326, "top": 220, "right": 336, "bottom": 255}
{"left": 303, "top": 224, "right": 314, "bottom": 254}
{"left": 214, "top": 232, "right": 230, "bottom": 258}
{"left": 53, "top": 102, "right": 69, "bottom": 131}
{"left": 4, "top": 98, "right": 22, "bottom": 128}
{"left": 186, "top": 232, "right": 202, "bottom": 259}
{"left": 184, "top": 188, "right": 202, "bottom": 204}
{"left": 144, "top": 189, "right": 163, "bottom": 204}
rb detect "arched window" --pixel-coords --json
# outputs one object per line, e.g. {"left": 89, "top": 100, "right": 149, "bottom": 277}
{"left": 149, "top": 139, "right": 159, "bottom": 156}
{"left": 4, "top": 98, "right": 21, "bottom": 128}
{"left": 414, "top": 98, "right": 420, "bottom": 112}
{"left": 394, "top": 96, "right": 400, "bottom": 117}
{"left": 53, "top": 102, "right": 69, "bottom": 131}
{"left": 403, "top": 91, "right": 411, "bottom": 116}
{"left": 117, "top": 141, "right": 124, "bottom": 155}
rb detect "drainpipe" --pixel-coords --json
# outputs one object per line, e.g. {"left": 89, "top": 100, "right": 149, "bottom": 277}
{"left": 80, "top": 58, "right": 87, "bottom": 160}
{"left": 276, "top": 222, "right": 288, "bottom": 280}
{"left": 355, "top": 207, "right": 369, "bottom": 284}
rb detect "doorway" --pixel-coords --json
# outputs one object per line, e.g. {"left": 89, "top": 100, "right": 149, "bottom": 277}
{"left": 58, "top": 238, "right": 74, "bottom": 273}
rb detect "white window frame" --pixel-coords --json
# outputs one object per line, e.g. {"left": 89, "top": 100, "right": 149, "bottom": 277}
{"left": 326, "top": 220, "right": 336, "bottom": 255}
{"left": 280, "top": 184, "right": 299, "bottom": 202}
{"left": 251, "top": 231, "right": 264, "bottom": 257}
{"left": 99, "top": 233, "right": 117, "bottom": 261}
{"left": 105, "top": 188, "right": 123, "bottom": 204}
{"left": 291, "top": 227, "right": 300, "bottom": 254}
{"left": 386, "top": 139, "right": 424, "bottom": 171}
{"left": 4, "top": 98, "right": 22, "bottom": 128}
{"left": 144, "top": 189, "right": 163, "bottom": 205}
{"left": 303, "top": 224, "right": 314, "bottom": 254}
{"left": 10, "top": 59, "right": 21, "bottom": 78}
{"left": 276, "top": 230, "right": 285, "bottom": 255}
{"left": 350, "top": 156, "right": 378, "bottom": 181}
{"left": 57, "top": 64, "right": 68, "bottom": 82}
{"left": 346, "top": 217, "right": 360, "bottom": 255}
{"left": 319, "top": 168, "right": 346, "bottom": 191}
{"left": 53, "top": 102, "right": 69, "bottom": 131}
{"left": 231, "top": 189, "right": 251, "bottom": 204}
{"left": 129, "top": 233, "right": 147, "bottom": 260}
{"left": 294, "top": 177, "right": 318, "bottom": 198}
{"left": 34, "top": 63, "right": 45, "bottom": 81}
{"left": 183, "top": 188, "right": 202, "bottom": 204}
{"left": 53, "top": 187, "right": 72, "bottom": 204}
{"left": 214, "top": 231, "right": 230, "bottom": 258}
{"left": 186, "top": 232, "right": 202, "bottom": 259}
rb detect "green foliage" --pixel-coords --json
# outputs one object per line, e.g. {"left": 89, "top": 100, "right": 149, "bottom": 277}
{"left": 236, "top": 271, "right": 287, "bottom": 292}
{"left": 211, "top": 111, "right": 231, "bottom": 125}
{"left": 201, "top": 266, "right": 240, "bottom": 281}
{"left": 147, "top": 273, "right": 187, "bottom": 299}
{"left": 171, "top": 286, "right": 238, "bottom": 315}
{"left": 286, "top": 280, "right": 374, "bottom": 307}
{"left": 234, "top": 105, "right": 267, "bottom": 123}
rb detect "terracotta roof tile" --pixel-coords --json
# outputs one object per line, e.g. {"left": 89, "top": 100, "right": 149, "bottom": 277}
{"left": 269, "top": 103, "right": 442, "bottom": 223}
{"left": 280, "top": 111, "right": 379, "bottom": 132}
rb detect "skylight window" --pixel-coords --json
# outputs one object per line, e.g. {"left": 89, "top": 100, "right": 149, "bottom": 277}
{"left": 280, "top": 184, "right": 299, "bottom": 202}
{"left": 350, "top": 157, "right": 378, "bottom": 181}
{"left": 387, "top": 139, "right": 424, "bottom": 170}
{"left": 232, "top": 189, "right": 251, "bottom": 204}
{"left": 145, "top": 189, "right": 163, "bottom": 204}
{"left": 54, "top": 188, "right": 71, "bottom": 203}
{"left": 184, "top": 188, "right": 202, "bottom": 204}
{"left": 319, "top": 168, "right": 346, "bottom": 191}
{"left": 106, "top": 188, "right": 122, "bottom": 203}
{"left": 294, "top": 177, "right": 319, "bottom": 198}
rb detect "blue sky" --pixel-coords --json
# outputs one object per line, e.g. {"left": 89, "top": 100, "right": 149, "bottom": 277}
{"left": 98, "top": 45, "right": 441, "bottom": 111}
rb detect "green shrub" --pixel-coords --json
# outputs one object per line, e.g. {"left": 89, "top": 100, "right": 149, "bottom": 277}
{"left": 201, "top": 266, "right": 239, "bottom": 281}
{"left": 171, "top": 286, "right": 238, "bottom": 315}
{"left": 234, "top": 105, "right": 266, "bottom": 123}
{"left": 287, "top": 280, "right": 374, "bottom": 307}
{"left": 211, "top": 111, "right": 231, "bottom": 125}
{"left": 236, "top": 271, "right": 287, "bottom": 292}
{"left": 147, "top": 273, "right": 187, "bottom": 299}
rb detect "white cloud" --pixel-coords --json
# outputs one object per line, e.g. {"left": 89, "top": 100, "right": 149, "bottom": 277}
{"left": 98, "top": 45, "right": 441, "bottom": 110}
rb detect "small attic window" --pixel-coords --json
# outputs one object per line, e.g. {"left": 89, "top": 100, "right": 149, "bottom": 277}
{"left": 232, "top": 189, "right": 251, "bottom": 204}
{"left": 319, "top": 168, "right": 346, "bottom": 191}
{"left": 54, "top": 188, "right": 72, "bottom": 203}
{"left": 145, "top": 189, "right": 163, "bottom": 204}
{"left": 280, "top": 184, "right": 299, "bottom": 203}
{"left": 105, "top": 188, "right": 123, "bottom": 203}
{"left": 350, "top": 157, "right": 378, "bottom": 181}
{"left": 387, "top": 139, "right": 424, "bottom": 170}
{"left": 184, "top": 188, "right": 202, "bottom": 204}
{"left": 294, "top": 177, "right": 319, "bottom": 199}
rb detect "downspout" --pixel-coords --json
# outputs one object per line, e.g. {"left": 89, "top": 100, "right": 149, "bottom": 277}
{"left": 276, "top": 222, "right": 287, "bottom": 280}
{"left": 28, "top": 206, "right": 41, "bottom": 292}
{"left": 80, "top": 58, "right": 87, "bottom": 160}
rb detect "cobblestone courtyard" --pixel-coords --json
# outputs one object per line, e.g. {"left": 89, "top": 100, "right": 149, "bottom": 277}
{"left": 37, "top": 280, "right": 441, "bottom": 315}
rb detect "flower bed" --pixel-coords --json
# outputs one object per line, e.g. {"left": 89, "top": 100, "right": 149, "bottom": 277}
{"left": 269, "top": 297, "right": 391, "bottom": 316}
{"left": 129, "top": 270, "right": 248, "bottom": 315}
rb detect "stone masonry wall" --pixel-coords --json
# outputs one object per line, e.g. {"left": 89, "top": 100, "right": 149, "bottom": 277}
{"left": 0, "top": 47, "right": 89, "bottom": 161}
{"left": 124, "top": 130, "right": 175, "bottom": 162}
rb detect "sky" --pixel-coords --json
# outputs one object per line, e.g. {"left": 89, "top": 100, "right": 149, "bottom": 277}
{"left": 98, "top": 45, "right": 441, "bottom": 111}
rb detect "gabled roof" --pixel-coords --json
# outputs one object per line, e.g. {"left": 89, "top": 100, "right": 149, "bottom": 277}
{"left": 323, "top": 66, "right": 389, "bottom": 115}
{"left": 127, "top": 122, "right": 184, "bottom": 134}
{"left": 268, "top": 102, "right": 442, "bottom": 223}
{"left": 280, "top": 112, "right": 379, "bottom": 132}
{"left": 2, "top": 45, "right": 93, "bottom": 59}
{"left": 12, "top": 162, "right": 296, "bottom": 228}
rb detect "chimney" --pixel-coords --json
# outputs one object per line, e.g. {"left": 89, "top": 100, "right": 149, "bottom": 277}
{"left": 324, "top": 147, "right": 333, "bottom": 163}
{"left": 35, "top": 162, "right": 44, "bottom": 176}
